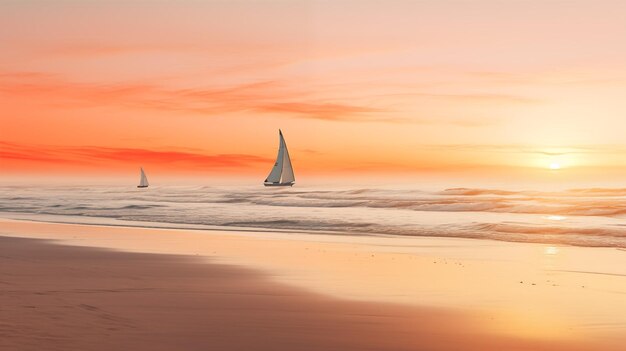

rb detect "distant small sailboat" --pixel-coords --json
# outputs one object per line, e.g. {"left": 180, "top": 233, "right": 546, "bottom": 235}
{"left": 264, "top": 130, "right": 295, "bottom": 187}
{"left": 137, "top": 167, "right": 149, "bottom": 188}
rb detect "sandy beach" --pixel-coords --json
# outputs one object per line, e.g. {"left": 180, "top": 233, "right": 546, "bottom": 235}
{"left": 1, "top": 217, "right": 625, "bottom": 350}
{"left": 3, "top": 0, "right": 625, "bottom": 349}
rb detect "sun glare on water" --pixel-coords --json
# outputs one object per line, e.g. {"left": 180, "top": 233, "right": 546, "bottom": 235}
{"left": 545, "top": 246, "right": 560, "bottom": 255}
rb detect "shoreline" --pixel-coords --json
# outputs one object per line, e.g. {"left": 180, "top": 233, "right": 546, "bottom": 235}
{"left": 1, "top": 217, "right": 625, "bottom": 349}
{"left": 2, "top": 211, "right": 626, "bottom": 250}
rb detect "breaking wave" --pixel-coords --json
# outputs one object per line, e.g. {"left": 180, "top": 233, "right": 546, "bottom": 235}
{"left": 0, "top": 185, "right": 625, "bottom": 248}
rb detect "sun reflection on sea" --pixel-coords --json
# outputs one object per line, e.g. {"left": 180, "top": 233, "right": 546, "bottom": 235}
{"left": 545, "top": 215, "right": 567, "bottom": 221}
{"left": 545, "top": 246, "right": 560, "bottom": 255}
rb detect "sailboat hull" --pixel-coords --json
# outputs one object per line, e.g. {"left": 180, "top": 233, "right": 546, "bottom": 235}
{"left": 137, "top": 185, "right": 149, "bottom": 188}
{"left": 264, "top": 182, "right": 294, "bottom": 187}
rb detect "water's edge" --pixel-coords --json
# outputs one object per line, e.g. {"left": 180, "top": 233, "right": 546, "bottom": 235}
{"left": 1, "top": 185, "right": 625, "bottom": 248}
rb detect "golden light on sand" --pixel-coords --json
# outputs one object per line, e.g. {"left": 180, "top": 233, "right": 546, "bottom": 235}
{"left": 487, "top": 310, "right": 572, "bottom": 341}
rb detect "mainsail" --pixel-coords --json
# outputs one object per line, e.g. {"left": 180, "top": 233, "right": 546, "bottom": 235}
{"left": 264, "top": 130, "right": 295, "bottom": 186}
{"left": 138, "top": 167, "right": 149, "bottom": 188}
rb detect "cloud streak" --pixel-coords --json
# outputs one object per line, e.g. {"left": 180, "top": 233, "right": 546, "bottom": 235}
{"left": 0, "top": 70, "right": 534, "bottom": 125}
{"left": 415, "top": 144, "right": 626, "bottom": 155}
{"left": 0, "top": 72, "right": 391, "bottom": 122}
{"left": 0, "top": 141, "right": 271, "bottom": 170}
{"left": 255, "top": 102, "right": 384, "bottom": 121}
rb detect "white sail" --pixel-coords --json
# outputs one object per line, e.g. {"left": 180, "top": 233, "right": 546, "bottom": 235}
{"left": 280, "top": 135, "right": 295, "bottom": 183}
{"left": 264, "top": 130, "right": 295, "bottom": 186}
{"left": 265, "top": 135, "right": 285, "bottom": 183}
{"left": 138, "top": 167, "right": 149, "bottom": 187}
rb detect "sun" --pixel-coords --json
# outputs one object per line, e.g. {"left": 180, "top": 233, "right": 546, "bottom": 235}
{"left": 549, "top": 162, "right": 561, "bottom": 170}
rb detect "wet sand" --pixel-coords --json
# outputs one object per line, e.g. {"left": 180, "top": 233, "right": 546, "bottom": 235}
{"left": 1, "top": 218, "right": 625, "bottom": 350}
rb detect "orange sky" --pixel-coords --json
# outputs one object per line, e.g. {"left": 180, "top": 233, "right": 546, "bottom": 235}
{"left": 1, "top": 0, "right": 626, "bottom": 181}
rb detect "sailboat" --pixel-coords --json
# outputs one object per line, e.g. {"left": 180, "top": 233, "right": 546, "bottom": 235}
{"left": 137, "top": 167, "right": 149, "bottom": 188}
{"left": 264, "top": 130, "right": 295, "bottom": 187}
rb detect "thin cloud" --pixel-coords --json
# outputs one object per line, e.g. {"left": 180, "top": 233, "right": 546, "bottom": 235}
{"left": 297, "top": 149, "right": 322, "bottom": 155}
{"left": 255, "top": 102, "right": 384, "bottom": 121}
{"left": 416, "top": 144, "right": 626, "bottom": 155}
{"left": 0, "top": 72, "right": 388, "bottom": 122}
{"left": 42, "top": 43, "right": 199, "bottom": 58}
{"left": 0, "top": 71, "right": 537, "bottom": 125}
{"left": 371, "top": 92, "right": 538, "bottom": 105}
{"left": 0, "top": 141, "right": 271, "bottom": 169}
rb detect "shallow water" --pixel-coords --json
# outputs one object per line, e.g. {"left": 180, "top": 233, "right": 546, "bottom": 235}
{"left": 1, "top": 184, "right": 625, "bottom": 247}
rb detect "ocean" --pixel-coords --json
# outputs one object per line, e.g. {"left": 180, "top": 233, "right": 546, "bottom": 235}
{"left": 1, "top": 184, "right": 625, "bottom": 248}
